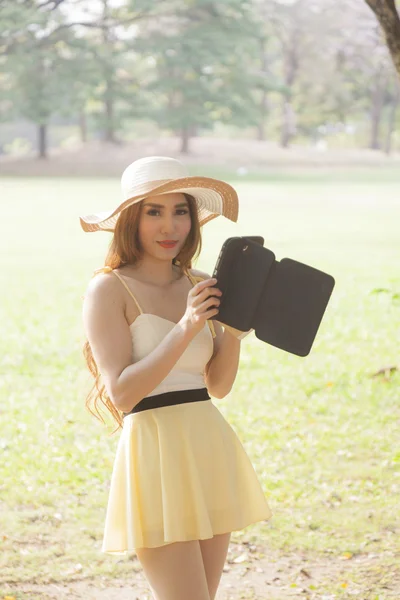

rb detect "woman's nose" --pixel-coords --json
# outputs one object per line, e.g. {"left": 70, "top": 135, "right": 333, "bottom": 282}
{"left": 160, "top": 214, "right": 175, "bottom": 233}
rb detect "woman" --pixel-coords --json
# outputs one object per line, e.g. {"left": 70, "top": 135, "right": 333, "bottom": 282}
{"left": 80, "top": 156, "right": 272, "bottom": 600}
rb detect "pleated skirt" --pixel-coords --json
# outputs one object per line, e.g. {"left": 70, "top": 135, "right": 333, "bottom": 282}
{"left": 101, "top": 397, "right": 273, "bottom": 555}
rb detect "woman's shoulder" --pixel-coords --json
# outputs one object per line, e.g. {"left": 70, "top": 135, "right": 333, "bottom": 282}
{"left": 84, "top": 268, "right": 122, "bottom": 302}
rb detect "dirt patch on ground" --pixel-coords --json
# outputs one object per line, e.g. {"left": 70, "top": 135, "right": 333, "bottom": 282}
{"left": 3, "top": 542, "right": 399, "bottom": 599}
{"left": 1, "top": 137, "right": 400, "bottom": 177}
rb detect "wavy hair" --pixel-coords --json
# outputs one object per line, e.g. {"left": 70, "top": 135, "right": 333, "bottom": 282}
{"left": 83, "top": 193, "right": 202, "bottom": 434}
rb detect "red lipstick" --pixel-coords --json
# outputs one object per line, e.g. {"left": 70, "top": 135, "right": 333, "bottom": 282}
{"left": 157, "top": 240, "right": 178, "bottom": 249}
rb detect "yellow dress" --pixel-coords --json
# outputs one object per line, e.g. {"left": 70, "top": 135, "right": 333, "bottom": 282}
{"left": 100, "top": 268, "right": 273, "bottom": 555}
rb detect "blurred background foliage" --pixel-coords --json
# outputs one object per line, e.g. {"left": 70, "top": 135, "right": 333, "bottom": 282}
{"left": 0, "top": 0, "right": 399, "bottom": 159}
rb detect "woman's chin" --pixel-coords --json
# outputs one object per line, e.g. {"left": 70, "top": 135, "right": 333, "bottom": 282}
{"left": 148, "top": 249, "right": 180, "bottom": 261}
{"left": 154, "top": 243, "right": 180, "bottom": 256}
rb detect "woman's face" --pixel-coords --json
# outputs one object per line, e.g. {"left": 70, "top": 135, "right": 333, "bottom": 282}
{"left": 138, "top": 192, "right": 192, "bottom": 262}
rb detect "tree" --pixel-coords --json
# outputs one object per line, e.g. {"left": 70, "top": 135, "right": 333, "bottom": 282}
{"left": 1, "top": 0, "right": 167, "bottom": 147}
{"left": 1, "top": 2, "right": 104, "bottom": 156}
{"left": 53, "top": 0, "right": 159, "bottom": 143}
{"left": 1, "top": 2, "right": 94, "bottom": 158}
{"left": 136, "top": 0, "right": 263, "bottom": 153}
{"left": 364, "top": 0, "right": 400, "bottom": 78}
{"left": 254, "top": 0, "right": 332, "bottom": 148}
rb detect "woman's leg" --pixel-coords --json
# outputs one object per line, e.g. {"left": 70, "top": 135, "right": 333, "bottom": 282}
{"left": 199, "top": 532, "right": 231, "bottom": 600}
{"left": 136, "top": 539, "right": 211, "bottom": 600}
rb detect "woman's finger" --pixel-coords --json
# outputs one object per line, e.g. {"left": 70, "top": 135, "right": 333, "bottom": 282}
{"left": 191, "top": 285, "right": 222, "bottom": 308}
{"left": 189, "top": 277, "right": 217, "bottom": 297}
{"left": 196, "top": 296, "right": 220, "bottom": 314}
{"left": 199, "top": 306, "right": 220, "bottom": 320}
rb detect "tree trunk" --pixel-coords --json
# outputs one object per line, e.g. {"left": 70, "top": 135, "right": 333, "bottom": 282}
{"left": 104, "top": 80, "right": 116, "bottom": 142}
{"left": 257, "top": 36, "right": 269, "bottom": 141}
{"left": 38, "top": 124, "right": 47, "bottom": 159}
{"left": 365, "top": 0, "right": 400, "bottom": 79}
{"left": 257, "top": 119, "right": 265, "bottom": 142}
{"left": 257, "top": 87, "right": 269, "bottom": 141}
{"left": 180, "top": 126, "right": 190, "bottom": 154}
{"left": 280, "top": 32, "right": 299, "bottom": 148}
{"left": 385, "top": 84, "right": 400, "bottom": 153}
{"left": 369, "top": 71, "right": 386, "bottom": 149}
{"left": 79, "top": 111, "right": 87, "bottom": 143}
{"left": 281, "top": 100, "right": 296, "bottom": 148}
{"left": 102, "top": 0, "right": 116, "bottom": 143}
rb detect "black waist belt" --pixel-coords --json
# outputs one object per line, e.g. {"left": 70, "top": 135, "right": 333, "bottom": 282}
{"left": 122, "top": 387, "right": 211, "bottom": 417}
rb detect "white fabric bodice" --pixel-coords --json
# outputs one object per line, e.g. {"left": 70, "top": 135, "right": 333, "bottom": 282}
{"left": 129, "top": 313, "right": 214, "bottom": 397}
{"left": 110, "top": 269, "right": 215, "bottom": 397}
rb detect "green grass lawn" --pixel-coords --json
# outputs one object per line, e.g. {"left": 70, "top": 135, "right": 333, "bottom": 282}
{"left": 0, "top": 172, "right": 399, "bottom": 598}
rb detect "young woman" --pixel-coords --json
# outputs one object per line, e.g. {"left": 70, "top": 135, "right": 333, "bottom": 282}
{"left": 80, "top": 156, "right": 272, "bottom": 600}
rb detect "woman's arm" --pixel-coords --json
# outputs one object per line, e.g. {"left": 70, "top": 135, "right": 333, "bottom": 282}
{"left": 191, "top": 268, "right": 244, "bottom": 399}
{"left": 82, "top": 272, "right": 219, "bottom": 413}
{"left": 205, "top": 319, "right": 242, "bottom": 399}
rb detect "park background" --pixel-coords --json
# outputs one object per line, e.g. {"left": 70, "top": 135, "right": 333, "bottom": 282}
{"left": 1, "top": 1, "right": 399, "bottom": 599}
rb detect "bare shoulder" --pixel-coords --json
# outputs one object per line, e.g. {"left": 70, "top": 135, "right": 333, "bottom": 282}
{"left": 84, "top": 271, "right": 123, "bottom": 303}
{"left": 82, "top": 272, "right": 126, "bottom": 329}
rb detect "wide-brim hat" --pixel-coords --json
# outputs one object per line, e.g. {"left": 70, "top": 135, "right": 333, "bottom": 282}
{"left": 79, "top": 156, "right": 239, "bottom": 232}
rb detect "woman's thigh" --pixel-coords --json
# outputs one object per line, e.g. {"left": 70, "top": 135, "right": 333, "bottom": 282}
{"left": 199, "top": 532, "right": 231, "bottom": 600}
{"left": 136, "top": 539, "right": 211, "bottom": 600}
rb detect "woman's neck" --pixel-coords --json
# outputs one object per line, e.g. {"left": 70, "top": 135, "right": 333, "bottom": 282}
{"left": 120, "top": 261, "right": 184, "bottom": 287}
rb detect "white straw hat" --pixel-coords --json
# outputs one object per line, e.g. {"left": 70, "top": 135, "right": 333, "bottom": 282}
{"left": 79, "top": 156, "right": 239, "bottom": 232}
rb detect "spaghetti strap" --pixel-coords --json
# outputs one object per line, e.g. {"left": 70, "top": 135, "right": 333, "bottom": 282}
{"left": 92, "top": 266, "right": 215, "bottom": 337}
{"left": 185, "top": 269, "right": 202, "bottom": 288}
{"left": 111, "top": 270, "right": 144, "bottom": 315}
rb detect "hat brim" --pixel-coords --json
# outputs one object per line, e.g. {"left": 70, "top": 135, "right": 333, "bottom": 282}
{"left": 79, "top": 176, "right": 238, "bottom": 232}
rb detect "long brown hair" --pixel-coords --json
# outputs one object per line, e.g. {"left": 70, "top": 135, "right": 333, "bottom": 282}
{"left": 83, "top": 193, "right": 202, "bottom": 434}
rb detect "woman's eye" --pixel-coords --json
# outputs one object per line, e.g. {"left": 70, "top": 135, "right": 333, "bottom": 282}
{"left": 146, "top": 209, "right": 189, "bottom": 216}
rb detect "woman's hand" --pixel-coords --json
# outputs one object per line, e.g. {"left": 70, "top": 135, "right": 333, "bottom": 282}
{"left": 180, "top": 277, "right": 222, "bottom": 335}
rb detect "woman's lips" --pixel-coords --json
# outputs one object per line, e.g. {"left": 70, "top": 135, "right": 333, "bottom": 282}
{"left": 157, "top": 241, "right": 178, "bottom": 249}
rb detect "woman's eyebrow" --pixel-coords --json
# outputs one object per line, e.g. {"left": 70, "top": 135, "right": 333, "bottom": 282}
{"left": 144, "top": 202, "right": 188, "bottom": 208}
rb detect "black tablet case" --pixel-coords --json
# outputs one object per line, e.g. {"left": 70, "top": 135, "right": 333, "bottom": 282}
{"left": 211, "top": 237, "right": 335, "bottom": 357}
